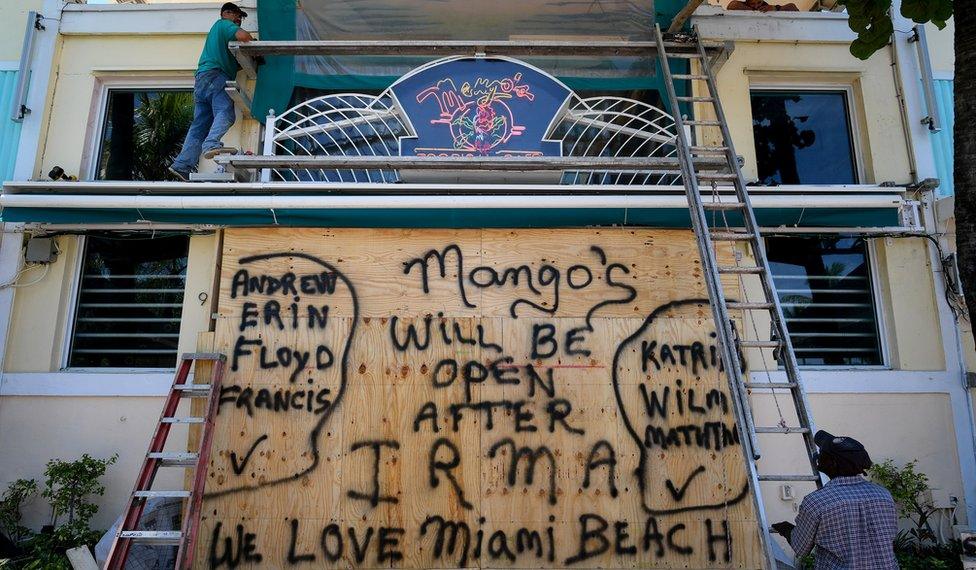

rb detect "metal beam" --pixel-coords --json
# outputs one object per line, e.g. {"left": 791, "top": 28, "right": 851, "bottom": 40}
{"left": 229, "top": 39, "right": 724, "bottom": 79}
{"left": 0, "top": 180, "right": 911, "bottom": 197}
{"left": 224, "top": 81, "right": 252, "bottom": 119}
{"left": 213, "top": 155, "right": 722, "bottom": 171}
{"left": 0, "top": 192, "right": 909, "bottom": 213}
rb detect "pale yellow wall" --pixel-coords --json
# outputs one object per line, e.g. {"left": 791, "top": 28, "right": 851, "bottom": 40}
{"left": 4, "top": 233, "right": 219, "bottom": 373}
{"left": 757, "top": 392, "right": 968, "bottom": 527}
{"left": 926, "top": 17, "right": 954, "bottom": 76}
{"left": 713, "top": 41, "right": 913, "bottom": 185}
{"left": 0, "top": 396, "right": 187, "bottom": 530}
{"left": 178, "top": 232, "right": 220, "bottom": 355}
{"left": 36, "top": 34, "right": 259, "bottom": 180}
{"left": 874, "top": 237, "right": 945, "bottom": 370}
{"left": 6, "top": 235, "right": 81, "bottom": 372}
{"left": 0, "top": 0, "right": 43, "bottom": 63}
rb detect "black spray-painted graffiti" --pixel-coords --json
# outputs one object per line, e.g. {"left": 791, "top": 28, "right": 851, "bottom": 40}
{"left": 207, "top": 252, "right": 359, "bottom": 499}
{"left": 207, "top": 242, "right": 749, "bottom": 567}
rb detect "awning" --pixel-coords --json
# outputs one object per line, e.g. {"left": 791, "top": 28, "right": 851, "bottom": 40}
{"left": 0, "top": 182, "right": 914, "bottom": 230}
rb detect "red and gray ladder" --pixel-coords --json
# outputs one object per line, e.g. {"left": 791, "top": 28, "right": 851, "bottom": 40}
{"left": 654, "top": 25, "right": 822, "bottom": 569}
{"left": 104, "top": 352, "right": 226, "bottom": 570}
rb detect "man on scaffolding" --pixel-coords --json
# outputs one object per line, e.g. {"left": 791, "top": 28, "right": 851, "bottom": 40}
{"left": 169, "top": 2, "right": 253, "bottom": 181}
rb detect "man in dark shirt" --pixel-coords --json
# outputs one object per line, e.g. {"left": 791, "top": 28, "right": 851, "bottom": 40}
{"left": 169, "top": 2, "right": 254, "bottom": 181}
{"left": 772, "top": 430, "right": 898, "bottom": 569}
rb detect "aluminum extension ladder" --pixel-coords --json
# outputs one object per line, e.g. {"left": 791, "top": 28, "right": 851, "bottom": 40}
{"left": 104, "top": 353, "right": 226, "bottom": 570}
{"left": 654, "top": 25, "right": 822, "bottom": 569}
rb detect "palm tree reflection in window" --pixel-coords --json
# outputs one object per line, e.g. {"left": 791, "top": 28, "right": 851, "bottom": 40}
{"left": 750, "top": 90, "right": 858, "bottom": 186}
{"left": 98, "top": 91, "right": 194, "bottom": 181}
{"left": 752, "top": 93, "right": 816, "bottom": 185}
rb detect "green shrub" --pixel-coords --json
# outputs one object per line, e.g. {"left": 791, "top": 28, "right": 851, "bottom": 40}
{"left": 2, "top": 454, "right": 117, "bottom": 569}
{"left": 869, "top": 458, "right": 963, "bottom": 569}
{"left": 40, "top": 453, "right": 117, "bottom": 548}
{"left": 0, "top": 479, "right": 37, "bottom": 544}
{"left": 868, "top": 459, "right": 938, "bottom": 544}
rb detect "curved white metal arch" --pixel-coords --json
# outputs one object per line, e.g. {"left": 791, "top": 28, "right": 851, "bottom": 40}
{"left": 266, "top": 62, "right": 680, "bottom": 185}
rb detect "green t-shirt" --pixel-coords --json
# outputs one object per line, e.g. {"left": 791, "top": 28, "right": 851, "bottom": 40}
{"left": 197, "top": 19, "right": 241, "bottom": 79}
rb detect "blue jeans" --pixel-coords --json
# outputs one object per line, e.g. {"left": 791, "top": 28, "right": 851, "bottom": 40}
{"left": 171, "top": 69, "right": 235, "bottom": 171}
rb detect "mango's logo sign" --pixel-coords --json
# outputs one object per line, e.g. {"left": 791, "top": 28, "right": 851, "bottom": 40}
{"left": 418, "top": 73, "right": 532, "bottom": 155}
{"left": 391, "top": 57, "right": 571, "bottom": 157}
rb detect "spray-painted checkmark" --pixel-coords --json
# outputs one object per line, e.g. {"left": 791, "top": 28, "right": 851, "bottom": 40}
{"left": 230, "top": 434, "right": 269, "bottom": 476}
{"left": 665, "top": 465, "right": 706, "bottom": 502}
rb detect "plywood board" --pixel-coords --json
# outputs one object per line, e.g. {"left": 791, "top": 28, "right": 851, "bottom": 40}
{"left": 198, "top": 228, "right": 762, "bottom": 569}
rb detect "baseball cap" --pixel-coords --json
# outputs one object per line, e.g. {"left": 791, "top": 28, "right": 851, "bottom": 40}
{"left": 221, "top": 2, "right": 248, "bottom": 18}
{"left": 814, "top": 430, "right": 872, "bottom": 471}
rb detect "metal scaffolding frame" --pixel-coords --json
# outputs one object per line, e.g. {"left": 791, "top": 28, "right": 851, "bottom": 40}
{"left": 228, "top": 39, "right": 729, "bottom": 78}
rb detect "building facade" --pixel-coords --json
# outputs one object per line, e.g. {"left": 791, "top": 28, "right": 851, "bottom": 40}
{"left": 0, "top": 0, "right": 971, "bottom": 567}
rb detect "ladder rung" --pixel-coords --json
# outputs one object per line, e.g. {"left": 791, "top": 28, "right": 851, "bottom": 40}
{"left": 119, "top": 530, "right": 183, "bottom": 545}
{"left": 667, "top": 52, "right": 705, "bottom": 59}
{"left": 744, "top": 382, "right": 798, "bottom": 389}
{"left": 755, "top": 426, "right": 811, "bottom": 434}
{"left": 727, "top": 302, "right": 774, "bottom": 310}
{"left": 758, "top": 475, "right": 821, "bottom": 482}
{"left": 710, "top": 232, "right": 754, "bottom": 241}
{"left": 676, "top": 96, "right": 714, "bottom": 102}
{"left": 173, "top": 384, "right": 211, "bottom": 397}
{"left": 702, "top": 201, "right": 744, "bottom": 210}
{"left": 148, "top": 452, "right": 198, "bottom": 466}
{"left": 738, "top": 340, "right": 781, "bottom": 349}
{"left": 134, "top": 490, "right": 191, "bottom": 499}
{"left": 181, "top": 352, "right": 226, "bottom": 361}
{"left": 697, "top": 172, "right": 738, "bottom": 180}
{"left": 161, "top": 416, "right": 205, "bottom": 424}
{"left": 718, "top": 265, "right": 764, "bottom": 274}
{"left": 685, "top": 119, "right": 722, "bottom": 125}
{"left": 673, "top": 74, "right": 709, "bottom": 80}
{"left": 690, "top": 145, "right": 729, "bottom": 153}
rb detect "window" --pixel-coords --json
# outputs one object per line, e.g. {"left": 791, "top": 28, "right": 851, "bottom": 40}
{"left": 766, "top": 236, "right": 882, "bottom": 366}
{"left": 68, "top": 234, "right": 190, "bottom": 368}
{"left": 750, "top": 89, "right": 858, "bottom": 185}
{"left": 95, "top": 89, "right": 193, "bottom": 181}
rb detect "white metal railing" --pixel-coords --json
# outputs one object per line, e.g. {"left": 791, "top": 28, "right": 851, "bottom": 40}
{"left": 262, "top": 90, "right": 682, "bottom": 185}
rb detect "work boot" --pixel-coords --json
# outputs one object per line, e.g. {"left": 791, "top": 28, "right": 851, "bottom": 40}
{"left": 202, "top": 146, "right": 238, "bottom": 159}
{"left": 167, "top": 166, "right": 190, "bottom": 182}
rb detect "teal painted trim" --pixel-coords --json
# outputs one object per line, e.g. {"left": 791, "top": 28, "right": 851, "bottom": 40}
{"left": 655, "top": 0, "right": 689, "bottom": 30}
{"left": 931, "top": 79, "right": 954, "bottom": 198}
{"left": 292, "top": 72, "right": 660, "bottom": 93}
{"left": 252, "top": 0, "right": 296, "bottom": 121}
{"left": 293, "top": 73, "right": 399, "bottom": 91}
{"left": 1, "top": 207, "right": 900, "bottom": 228}
{"left": 0, "top": 70, "right": 23, "bottom": 182}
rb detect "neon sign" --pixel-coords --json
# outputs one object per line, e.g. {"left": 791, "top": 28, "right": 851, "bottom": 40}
{"left": 391, "top": 58, "right": 571, "bottom": 157}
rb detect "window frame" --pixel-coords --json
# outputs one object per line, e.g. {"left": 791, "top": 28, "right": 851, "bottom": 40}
{"left": 748, "top": 82, "right": 866, "bottom": 186}
{"left": 765, "top": 234, "right": 889, "bottom": 370}
{"left": 81, "top": 75, "right": 195, "bottom": 181}
{"left": 61, "top": 233, "right": 190, "bottom": 372}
